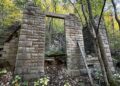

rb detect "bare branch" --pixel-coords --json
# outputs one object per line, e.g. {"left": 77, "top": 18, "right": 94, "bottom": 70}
{"left": 96, "top": 0, "right": 106, "bottom": 34}
{"left": 86, "top": 0, "right": 97, "bottom": 31}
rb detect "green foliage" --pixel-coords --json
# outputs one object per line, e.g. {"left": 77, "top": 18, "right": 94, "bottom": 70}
{"left": 14, "top": 0, "right": 28, "bottom": 9}
{"left": 35, "top": 0, "right": 74, "bottom": 13}
{"left": 12, "top": 75, "right": 28, "bottom": 86}
{"left": 46, "top": 18, "right": 64, "bottom": 33}
{"left": 93, "top": 70, "right": 103, "bottom": 80}
{"left": 45, "top": 48, "right": 64, "bottom": 56}
{"left": 104, "top": 13, "right": 120, "bottom": 50}
{"left": 0, "top": 0, "right": 22, "bottom": 28}
{"left": 12, "top": 75, "right": 21, "bottom": 86}
{"left": 64, "top": 82, "right": 71, "bottom": 86}
{"left": 0, "top": 69, "right": 7, "bottom": 76}
{"left": 113, "top": 73, "right": 120, "bottom": 79}
{"left": 113, "top": 73, "right": 120, "bottom": 85}
{"left": 22, "top": 81, "right": 28, "bottom": 86}
{"left": 11, "top": 75, "right": 50, "bottom": 86}
{"left": 90, "top": 0, "right": 103, "bottom": 16}
{"left": 34, "top": 76, "right": 49, "bottom": 86}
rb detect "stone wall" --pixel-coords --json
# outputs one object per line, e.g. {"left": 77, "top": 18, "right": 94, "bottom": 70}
{"left": 99, "top": 22, "right": 115, "bottom": 71}
{"left": 14, "top": 2, "right": 45, "bottom": 80}
{"left": 65, "top": 14, "right": 86, "bottom": 76}
{"left": 0, "top": 45, "right": 3, "bottom": 62}
{"left": 12, "top": 2, "right": 114, "bottom": 82}
{"left": 83, "top": 26, "right": 95, "bottom": 54}
{"left": 2, "top": 35, "right": 18, "bottom": 71}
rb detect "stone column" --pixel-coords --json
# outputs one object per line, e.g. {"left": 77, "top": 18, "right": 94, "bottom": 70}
{"left": 65, "top": 14, "right": 86, "bottom": 76}
{"left": 14, "top": 2, "right": 45, "bottom": 80}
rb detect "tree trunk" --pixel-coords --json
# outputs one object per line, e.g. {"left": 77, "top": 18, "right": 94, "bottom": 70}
{"left": 94, "top": 38, "right": 110, "bottom": 86}
{"left": 90, "top": 27, "right": 110, "bottom": 86}
{"left": 86, "top": 0, "right": 116, "bottom": 85}
{"left": 111, "top": 0, "right": 120, "bottom": 31}
{"left": 97, "top": 32, "right": 117, "bottom": 86}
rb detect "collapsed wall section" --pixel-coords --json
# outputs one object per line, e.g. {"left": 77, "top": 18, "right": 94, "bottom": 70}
{"left": 2, "top": 35, "right": 18, "bottom": 71}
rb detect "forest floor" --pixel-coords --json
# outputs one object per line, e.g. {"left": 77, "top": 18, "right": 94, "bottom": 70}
{"left": 0, "top": 65, "right": 107, "bottom": 86}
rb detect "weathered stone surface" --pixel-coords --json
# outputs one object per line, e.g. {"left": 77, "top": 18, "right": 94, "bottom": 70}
{"left": 2, "top": 37, "right": 18, "bottom": 71}
{"left": 14, "top": 2, "right": 45, "bottom": 81}
{"left": 65, "top": 15, "right": 85, "bottom": 76}
{"left": 7, "top": 2, "right": 114, "bottom": 83}
{"left": 99, "top": 20, "right": 115, "bottom": 72}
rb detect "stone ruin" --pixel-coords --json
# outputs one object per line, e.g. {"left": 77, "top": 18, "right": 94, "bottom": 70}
{"left": 0, "top": 1, "right": 114, "bottom": 82}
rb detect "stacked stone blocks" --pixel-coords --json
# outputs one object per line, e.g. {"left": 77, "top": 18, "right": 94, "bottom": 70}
{"left": 14, "top": 2, "right": 45, "bottom": 80}
{"left": 11, "top": 2, "right": 115, "bottom": 81}
{"left": 65, "top": 15, "right": 86, "bottom": 76}
{"left": 2, "top": 36, "right": 18, "bottom": 71}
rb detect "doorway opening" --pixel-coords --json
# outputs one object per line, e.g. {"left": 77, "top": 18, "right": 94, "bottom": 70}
{"left": 45, "top": 17, "right": 66, "bottom": 70}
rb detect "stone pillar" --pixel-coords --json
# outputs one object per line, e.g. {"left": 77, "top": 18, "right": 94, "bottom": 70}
{"left": 65, "top": 14, "right": 86, "bottom": 76}
{"left": 14, "top": 2, "right": 45, "bottom": 80}
{"left": 99, "top": 23, "right": 115, "bottom": 72}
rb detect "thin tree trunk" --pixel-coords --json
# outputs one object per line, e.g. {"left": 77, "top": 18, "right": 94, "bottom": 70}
{"left": 86, "top": 0, "right": 117, "bottom": 85}
{"left": 96, "top": 0, "right": 106, "bottom": 34}
{"left": 80, "top": 0, "right": 109, "bottom": 85}
{"left": 95, "top": 38, "right": 110, "bottom": 86}
{"left": 111, "top": 0, "right": 120, "bottom": 31}
{"left": 97, "top": 31, "right": 117, "bottom": 86}
{"left": 90, "top": 25, "right": 110, "bottom": 86}
{"left": 86, "top": 0, "right": 110, "bottom": 85}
